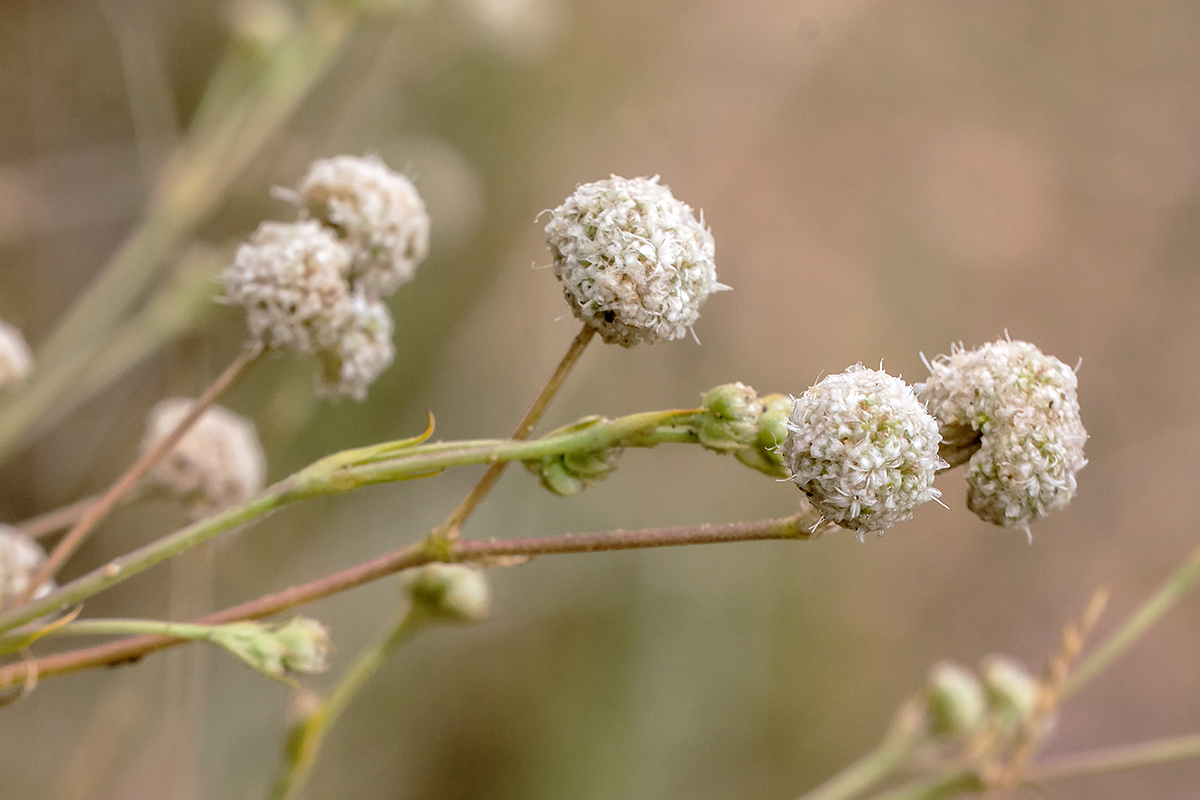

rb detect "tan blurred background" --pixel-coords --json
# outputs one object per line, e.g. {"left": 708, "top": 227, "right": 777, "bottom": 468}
{"left": 2, "top": 1, "right": 1200, "bottom": 797}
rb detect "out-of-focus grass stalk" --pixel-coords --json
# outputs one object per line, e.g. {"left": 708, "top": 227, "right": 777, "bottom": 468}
{"left": 0, "top": 2, "right": 387, "bottom": 464}
{"left": 798, "top": 701, "right": 925, "bottom": 800}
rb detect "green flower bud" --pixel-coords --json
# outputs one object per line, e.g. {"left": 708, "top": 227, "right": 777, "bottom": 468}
{"left": 524, "top": 416, "right": 622, "bottom": 496}
{"left": 734, "top": 393, "right": 792, "bottom": 477}
{"left": 981, "top": 654, "right": 1039, "bottom": 727}
{"left": 407, "top": 564, "right": 491, "bottom": 623}
{"left": 925, "top": 660, "right": 986, "bottom": 738}
{"left": 208, "top": 618, "right": 331, "bottom": 682}
{"left": 697, "top": 382, "right": 761, "bottom": 453}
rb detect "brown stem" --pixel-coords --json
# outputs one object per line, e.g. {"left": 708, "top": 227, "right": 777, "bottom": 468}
{"left": 435, "top": 324, "right": 594, "bottom": 540}
{"left": 17, "top": 494, "right": 104, "bottom": 540}
{"left": 0, "top": 510, "right": 823, "bottom": 691}
{"left": 18, "top": 345, "right": 262, "bottom": 603}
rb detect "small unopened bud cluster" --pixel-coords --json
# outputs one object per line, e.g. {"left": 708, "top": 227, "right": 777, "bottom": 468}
{"left": 922, "top": 655, "right": 1040, "bottom": 744}
{"left": 0, "top": 319, "right": 32, "bottom": 392}
{"left": 209, "top": 617, "right": 331, "bottom": 682}
{"left": 525, "top": 416, "right": 623, "bottom": 497}
{"left": 696, "top": 383, "right": 792, "bottom": 477}
{"left": 406, "top": 563, "right": 490, "bottom": 623}
{"left": 919, "top": 339, "right": 1087, "bottom": 531}
{"left": 140, "top": 399, "right": 267, "bottom": 518}
{"left": 545, "top": 175, "right": 725, "bottom": 346}
{"left": 0, "top": 525, "right": 55, "bottom": 604}
{"left": 223, "top": 155, "right": 430, "bottom": 399}
{"left": 779, "top": 366, "right": 945, "bottom": 535}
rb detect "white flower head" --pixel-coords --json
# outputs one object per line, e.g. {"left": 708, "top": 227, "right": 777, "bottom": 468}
{"left": 316, "top": 293, "right": 395, "bottom": 400}
{"left": 222, "top": 220, "right": 397, "bottom": 399}
{"left": 0, "top": 525, "right": 55, "bottom": 603}
{"left": 142, "top": 399, "right": 267, "bottom": 517}
{"left": 544, "top": 175, "right": 723, "bottom": 346}
{"left": 779, "top": 365, "right": 945, "bottom": 535}
{"left": 296, "top": 155, "right": 431, "bottom": 297}
{"left": 919, "top": 339, "right": 1086, "bottom": 530}
{"left": 0, "top": 319, "right": 32, "bottom": 392}
{"left": 223, "top": 220, "right": 355, "bottom": 352}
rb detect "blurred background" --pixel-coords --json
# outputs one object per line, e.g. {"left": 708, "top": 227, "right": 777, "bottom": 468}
{"left": 1, "top": 0, "right": 1199, "bottom": 797}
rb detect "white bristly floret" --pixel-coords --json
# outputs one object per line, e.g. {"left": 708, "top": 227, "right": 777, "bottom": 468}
{"left": 222, "top": 220, "right": 355, "bottom": 352}
{"left": 316, "top": 293, "right": 395, "bottom": 400}
{"left": 296, "top": 155, "right": 431, "bottom": 297}
{"left": 779, "top": 365, "right": 945, "bottom": 535}
{"left": 918, "top": 339, "right": 1086, "bottom": 530}
{"left": 544, "top": 175, "right": 725, "bottom": 346}
{"left": 0, "top": 319, "right": 32, "bottom": 392}
{"left": 142, "top": 399, "right": 267, "bottom": 517}
{"left": 0, "top": 524, "right": 55, "bottom": 602}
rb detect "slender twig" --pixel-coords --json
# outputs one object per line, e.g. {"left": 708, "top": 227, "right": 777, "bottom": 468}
{"left": 0, "top": 512, "right": 823, "bottom": 691}
{"left": 798, "top": 699, "right": 925, "bottom": 800}
{"left": 1027, "top": 732, "right": 1200, "bottom": 782}
{"left": 435, "top": 324, "right": 594, "bottom": 542}
{"left": 17, "top": 345, "right": 262, "bottom": 603}
{"left": 18, "top": 494, "right": 104, "bottom": 540}
{"left": 267, "top": 610, "right": 429, "bottom": 800}
{"left": 864, "top": 770, "right": 985, "bottom": 800}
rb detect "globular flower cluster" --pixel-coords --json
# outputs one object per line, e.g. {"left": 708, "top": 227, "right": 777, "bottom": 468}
{"left": 222, "top": 155, "right": 429, "bottom": 399}
{"left": 919, "top": 339, "right": 1087, "bottom": 532}
{"left": 779, "top": 365, "right": 945, "bottom": 535}
{"left": 141, "top": 398, "right": 268, "bottom": 518}
{"left": 545, "top": 175, "right": 724, "bottom": 346}
{"left": 0, "top": 319, "right": 32, "bottom": 392}
{"left": 0, "top": 524, "right": 55, "bottom": 603}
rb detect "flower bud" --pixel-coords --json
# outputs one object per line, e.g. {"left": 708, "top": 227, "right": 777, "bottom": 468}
{"left": 980, "top": 654, "right": 1039, "bottom": 726}
{"left": 296, "top": 155, "right": 431, "bottom": 298}
{"left": 734, "top": 392, "right": 793, "bottom": 477}
{"left": 0, "top": 525, "right": 55, "bottom": 605}
{"left": 209, "top": 617, "right": 332, "bottom": 681}
{"left": 919, "top": 339, "right": 1086, "bottom": 531}
{"left": 697, "top": 382, "right": 761, "bottom": 453}
{"left": 406, "top": 563, "right": 490, "bottom": 623}
{"left": 141, "top": 398, "right": 267, "bottom": 517}
{"left": 925, "top": 660, "right": 986, "bottom": 738}
{"left": 545, "top": 175, "right": 725, "bottom": 346}
{"left": 0, "top": 319, "right": 32, "bottom": 392}
{"left": 779, "top": 365, "right": 945, "bottom": 535}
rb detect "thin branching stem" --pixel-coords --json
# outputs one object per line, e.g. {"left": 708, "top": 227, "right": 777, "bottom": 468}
{"left": 0, "top": 512, "right": 821, "bottom": 691}
{"left": 18, "top": 344, "right": 262, "bottom": 603}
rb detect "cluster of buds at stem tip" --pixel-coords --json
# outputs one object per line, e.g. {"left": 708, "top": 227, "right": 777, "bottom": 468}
{"left": 0, "top": 319, "right": 32, "bottom": 393}
{"left": 222, "top": 155, "right": 430, "bottom": 399}
{"left": 544, "top": 175, "right": 728, "bottom": 346}
{"left": 524, "top": 416, "right": 624, "bottom": 497}
{"left": 917, "top": 338, "right": 1087, "bottom": 537}
{"left": 922, "top": 656, "right": 1042, "bottom": 748}
{"left": 0, "top": 525, "right": 55, "bottom": 607}
{"left": 140, "top": 399, "right": 267, "bottom": 519}
{"left": 208, "top": 617, "right": 332, "bottom": 684}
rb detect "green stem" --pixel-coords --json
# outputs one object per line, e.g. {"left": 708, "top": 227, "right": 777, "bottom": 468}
{"left": 1028, "top": 732, "right": 1200, "bottom": 782}
{"left": 1063, "top": 545, "right": 1200, "bottom": 699}
{"left": 799, "top": 701, "right": 924, "bottom": 800}
{"left": 267, "top": 610, "right": 429, "bottom": 800}
{"left": 0, "top": 409, "right": 700, "bottom": 632}
{"left": 865, "top": 771, "right": 984, "bottom": 800}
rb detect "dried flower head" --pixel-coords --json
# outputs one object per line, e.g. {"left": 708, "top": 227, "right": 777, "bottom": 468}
{"left": 0, "top": 319, "right": 32, "bottom": 392}
{"left": 779, "top": 365, "right": 945, "bottom": 535}
{"left": 919, "top": 339, "right": 1086, "bottom": 531}
{"left": 141, "top": 398, "right": 267, "bottom": 516}
{"left": 0, "top": 525, "right": 55, "bottom": 603}
{"left": 545, "top": 175, "right": 723, "bottom": 346}
{"left": 296, "top": 155, "right": 431, "bottom": 297}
